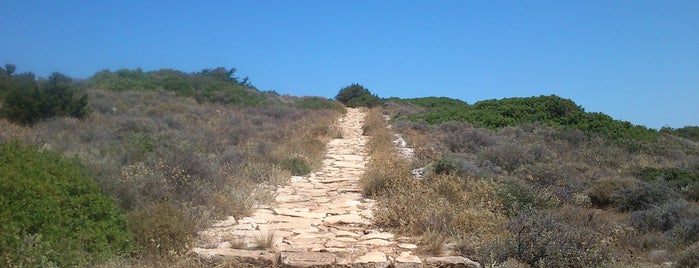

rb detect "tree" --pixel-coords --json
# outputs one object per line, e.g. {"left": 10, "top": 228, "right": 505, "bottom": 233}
{"left": 3, "top": 64, "right": 16, "bottom": 75}
{"left": 1, "top": 68, "right": 89, "bottom": 125}
{"left": 335, "top": 83, "right": 382, "bottom": 108}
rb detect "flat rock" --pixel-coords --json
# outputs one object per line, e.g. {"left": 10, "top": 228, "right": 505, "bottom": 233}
{"left": 362, "top": 232, "right": 394, "bottom": 240}
{"left": 280, "top": 251, "right": 336, "bottom": 268}
{"left": 352, "top": 252, "right": 390, "bottom": 268}
{"left": 324, "top": 214, "right": 368, "bottom": 225}
{"left": 394, "top": 252, "right": 423, "bottom": 268}
{"left": 397, "top": 243, "right": 418, "bottom": 249}
{"left": 193, "top": 248, "right": 277, "bottom": 266}
{"left": 274, "top": 208, "right": 327, "bottom": 219}
{"left": 424, "top": 256, "right": 481, "bottom": 268}
{"left": 357, "top": 238, "right": 393, "bottom": 247}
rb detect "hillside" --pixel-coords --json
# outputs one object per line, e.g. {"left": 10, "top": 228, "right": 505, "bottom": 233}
{"left": 1, "top": 66, "right": 698, "bottom": 267}
{"left": 376, "top": 96, "right": 699, "bottom": 267}
{"left": 0, "top": 65, "right": 345, "bottom": 266}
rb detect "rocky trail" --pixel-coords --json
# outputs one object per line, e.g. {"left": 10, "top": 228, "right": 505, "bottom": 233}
{"left": 193, "top": 108, "right": 479, "bottom": 267}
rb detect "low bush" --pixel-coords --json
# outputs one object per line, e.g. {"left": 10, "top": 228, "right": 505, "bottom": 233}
{"left": 481, "top": 210, "right": 609, "bottom": 267}
{"left": 127, "top": 202, "right": 196, "bottom": 258}
{"left": 611, "top": 180, "right": 678, "bottom": 211}
{"left": 634, "top": 166, "right": 699, "bottom": 187}
{"left": 0, "top": 142, "right": 131, "bottom": 267}
{"left": 481, "top": 142, "right": 533, "bottom": 172}
{"left": 588, "top": 177, "right": 637, "bottom": 207}
{"left": 433, "top": 157, "right": 462, "bottom": 175}
{"left": 373, "top": 180, "right": 453, "bottom": 235}
{"left": 667, "top": 219, "right": 699, "bottom": 246}
{"left": 629, "top": 200, "right": 699, "bottom": 233}
{"left": 674, "top": 242, "right": 699, "bottom": 268}
{"left": 280, "top": 156, "right": 312, "bottom": 176}
{"left": 497, "top": 179, "right": 554, "bottom": 216}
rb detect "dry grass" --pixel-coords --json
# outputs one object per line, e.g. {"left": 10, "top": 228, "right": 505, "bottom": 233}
{"left": 252, "top": 230, "right": 276, "bottom": 250}
{"left": 223, "top": 234, "right": 246, "bottom": 250}
{"left": 362, "top": 108, "right": 508, "bottom": 258}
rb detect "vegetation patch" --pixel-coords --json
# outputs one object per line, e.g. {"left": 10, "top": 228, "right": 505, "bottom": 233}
{"left": 396, "top": 95, "right": 658, "bottom": 142}
{"left": 294, "top": 96, "right": 346, "bottom": 112}
{"left": 1, "top": 65, "right": 89, "bottom": 125}
{"left": 335, "top": 83, "right": 382, "bottom": 108}
{"left": 0, "top": 142, "right": 131, "bottom": 267}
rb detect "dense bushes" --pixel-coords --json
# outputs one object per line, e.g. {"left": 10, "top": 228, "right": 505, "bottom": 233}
{"left": 87, "top": 67, "right": 272, "bottom": 106}
{"left": 335, "top": 83, "right": 382, "bottom": 108}
{"left": 662, "top": 126, "right": 699, "bottom": 142}
{"left": 0, "top": 142, "right": 131, "bottom": 267}
{"left": 1, "top": 68, "right": 89, "bottom": 125}
{"left": 398, "top": 95, "right": 658, "bottom": 142}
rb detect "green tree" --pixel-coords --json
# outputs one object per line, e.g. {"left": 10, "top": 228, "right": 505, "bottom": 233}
{"left": 335, "top": 83, "right": 382, "bottom": 108}
{"left": 1, "top": 69, "right": 89, "bottom": 125}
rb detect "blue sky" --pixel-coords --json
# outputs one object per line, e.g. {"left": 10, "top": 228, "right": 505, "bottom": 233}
{"left": 1, "top": 1, "right": 697, "bottom": 128}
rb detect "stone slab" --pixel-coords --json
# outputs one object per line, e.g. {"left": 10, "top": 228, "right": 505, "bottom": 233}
{"left": 280, "top": 251, "right": 336, "bottom": 268}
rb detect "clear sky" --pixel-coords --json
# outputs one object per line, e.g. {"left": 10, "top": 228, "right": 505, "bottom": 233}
{"left": 1, "top": 1, "right": 697, "bottom": 128}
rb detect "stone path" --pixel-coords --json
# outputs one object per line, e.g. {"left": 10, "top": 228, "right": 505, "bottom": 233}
{"left": 193, "top": 108, "right": 479, "bottom": 267}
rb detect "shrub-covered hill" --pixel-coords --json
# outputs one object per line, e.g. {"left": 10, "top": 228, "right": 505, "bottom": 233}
{"left": 87, "top": 67, "right": 276, "bottom": 106}
{"left": 390, "top": 95, "right": 659, "bottom": 142}
{"left": 0, "top": 65, "right": 345, "bottom": 266}
{"left": 369, "top": 96, "right": 699, "bottom": 267}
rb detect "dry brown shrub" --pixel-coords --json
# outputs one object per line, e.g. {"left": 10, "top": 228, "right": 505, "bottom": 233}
{"left": 588, "top": 176, "right": 637, "bottom": 207}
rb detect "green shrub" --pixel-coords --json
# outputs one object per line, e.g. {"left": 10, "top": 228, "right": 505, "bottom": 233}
{"left": 0, "top": 142, "right": 131, "bottom": 267}
{"left": 433, "top": 157, "right": 462, "bottom": 175}
{"left": 399, "top": 94, "right": 658, "bottom": 142}
{"left": 335, "top": 83, "right": 382, "bottom": 108}
{"left": 280, "top": 156, "right": 312, "bottom": 176}
{"left": 662, "top": 126, "right": 699, "bottom": 142}
{"left": 127, "top": 202, "right": 196, "bottom": 258}
{"left": 88, "top": 67, "right": 273, "bottom": 107}
{"left": 1, "top": 71, "right": 89, "bottom": 125}
{"left": 634, "top": 166, "right": 698, "bottom": 185}
{"left": 497, "top": 179, "right": 553, "bottom": 216}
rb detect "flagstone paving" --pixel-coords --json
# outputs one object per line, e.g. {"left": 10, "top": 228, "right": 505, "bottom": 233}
{"left": 193, "top": 108, "right": 479, "bottom": 267}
